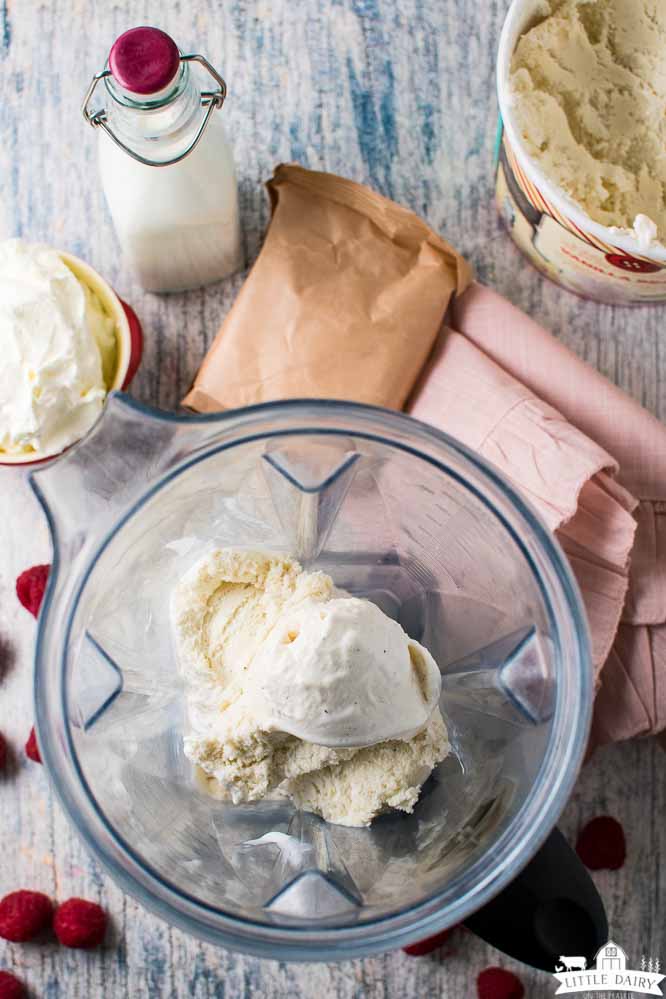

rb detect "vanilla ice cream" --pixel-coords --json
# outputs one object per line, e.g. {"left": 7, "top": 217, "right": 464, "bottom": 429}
{"left": 0, "top": 239, "right": 117, "bottom": 457}
{"left": 509, "top": 0, "right": 666, "bottom": 243}
{"left": 172, "top": 548, "right": 449, "bottom": 827}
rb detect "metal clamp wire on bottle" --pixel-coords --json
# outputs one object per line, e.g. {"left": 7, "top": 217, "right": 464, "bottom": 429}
{"left": 81, "top": 54, "right": 227, "bottom": 168}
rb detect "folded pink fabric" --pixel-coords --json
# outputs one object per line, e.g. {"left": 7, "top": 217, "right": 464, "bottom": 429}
{"left": 409, "top": 283, "right": 666, "bottom": 746}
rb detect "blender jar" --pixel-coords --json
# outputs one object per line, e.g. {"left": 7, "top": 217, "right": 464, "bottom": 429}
{"left": 31, "top": 396, "right": 598, "bottom": 963}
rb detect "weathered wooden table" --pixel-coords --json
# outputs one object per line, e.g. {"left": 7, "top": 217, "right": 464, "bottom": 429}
{"left": 1, "top": 1, "right": 664, "bottom": 996}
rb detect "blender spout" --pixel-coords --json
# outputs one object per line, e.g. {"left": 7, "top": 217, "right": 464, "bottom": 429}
{"left": 28, "top": 393, "right": 206, "bottom": 550}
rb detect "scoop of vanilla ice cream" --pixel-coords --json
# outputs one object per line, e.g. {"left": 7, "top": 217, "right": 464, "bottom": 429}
{"left": 251, "top": 596, "right": 441, "bottom": 746}
{"left": 173, "top": 548, "right": 449, "bottom": 826}
{"left": 0, "top": 239, "right": 116, "bottom": 456}
{"left": 286, "top": 710, "right": 449, "bottom": 826}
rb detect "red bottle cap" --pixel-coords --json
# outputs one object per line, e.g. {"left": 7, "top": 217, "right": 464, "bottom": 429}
{"left": 109, "top": 26, "right": 180, "bottom": 96}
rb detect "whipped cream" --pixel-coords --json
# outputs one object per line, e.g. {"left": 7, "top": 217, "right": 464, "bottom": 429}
{"left": 0, "top": 239, "right": 116, "bottom": 456}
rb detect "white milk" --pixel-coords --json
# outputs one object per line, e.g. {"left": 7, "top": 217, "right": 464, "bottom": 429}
{"left": 89, "top": 35, "right": 242, "bottom": 293}
{"left": 99, "top": 114, "right": 242, "bottom": 293}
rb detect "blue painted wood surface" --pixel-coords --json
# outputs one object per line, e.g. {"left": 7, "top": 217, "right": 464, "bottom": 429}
{"left": 0, "top": 1, "right": 664, "bottom": 996}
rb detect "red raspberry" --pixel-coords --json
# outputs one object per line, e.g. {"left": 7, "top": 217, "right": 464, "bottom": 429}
{"left": 576, "top": 815, "right": 626, "bottom": 871}
{"left": 403, "top": 925, "right": 456, "bottom": 956}
{"left": 477, "top": 967, "right": 525, "bottom": 999}
{"left": 0, "top": 971, "right": 26, "bottom": 999}
{"left": 54, "top": 898, "right": 107, "bottom": 948}
{"left": 15, "top": 564, "right": 50, "bottom": 618}
{"left": 0, "top": 890, "right": 53, "bottom": 942}
{"left": 24, "top": 728, "right": 41, "bottom": 764}
{"left": 0, "top": 733, "right": 7, "bottom": 771}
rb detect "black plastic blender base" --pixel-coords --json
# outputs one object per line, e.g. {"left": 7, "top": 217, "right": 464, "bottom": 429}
{"left": 464, "top": 827, "right": 608, "bottom": 972}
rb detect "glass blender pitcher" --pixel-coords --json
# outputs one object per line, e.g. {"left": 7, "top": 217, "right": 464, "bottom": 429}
{"left": 31, "top": 396, "right": 605, "bottom": 966}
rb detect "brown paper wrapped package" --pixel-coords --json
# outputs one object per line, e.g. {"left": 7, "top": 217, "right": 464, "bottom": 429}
{"left": 182, "top": 163, "right": 472, "bottom": 412}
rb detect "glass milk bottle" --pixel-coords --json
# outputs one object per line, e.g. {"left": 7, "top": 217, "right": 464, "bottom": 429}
{"left": 83, "top": 27, "right": 242, "bottom": 293}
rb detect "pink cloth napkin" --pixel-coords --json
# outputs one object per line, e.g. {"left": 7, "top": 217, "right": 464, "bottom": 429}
{"left": 409, "top": 283, "right": 666, "bottom": 747}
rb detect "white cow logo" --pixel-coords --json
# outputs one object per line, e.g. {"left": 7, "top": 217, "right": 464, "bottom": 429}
{"left": 556, "top": 956, "right": 588, "bottom": 972}
{"left": 552, "top": 941, "right": 664, "bottom": 994}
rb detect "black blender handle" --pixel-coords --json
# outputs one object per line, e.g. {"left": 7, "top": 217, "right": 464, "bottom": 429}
{"left": 464, "top": 827, "right": 608, "bottom": 971}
